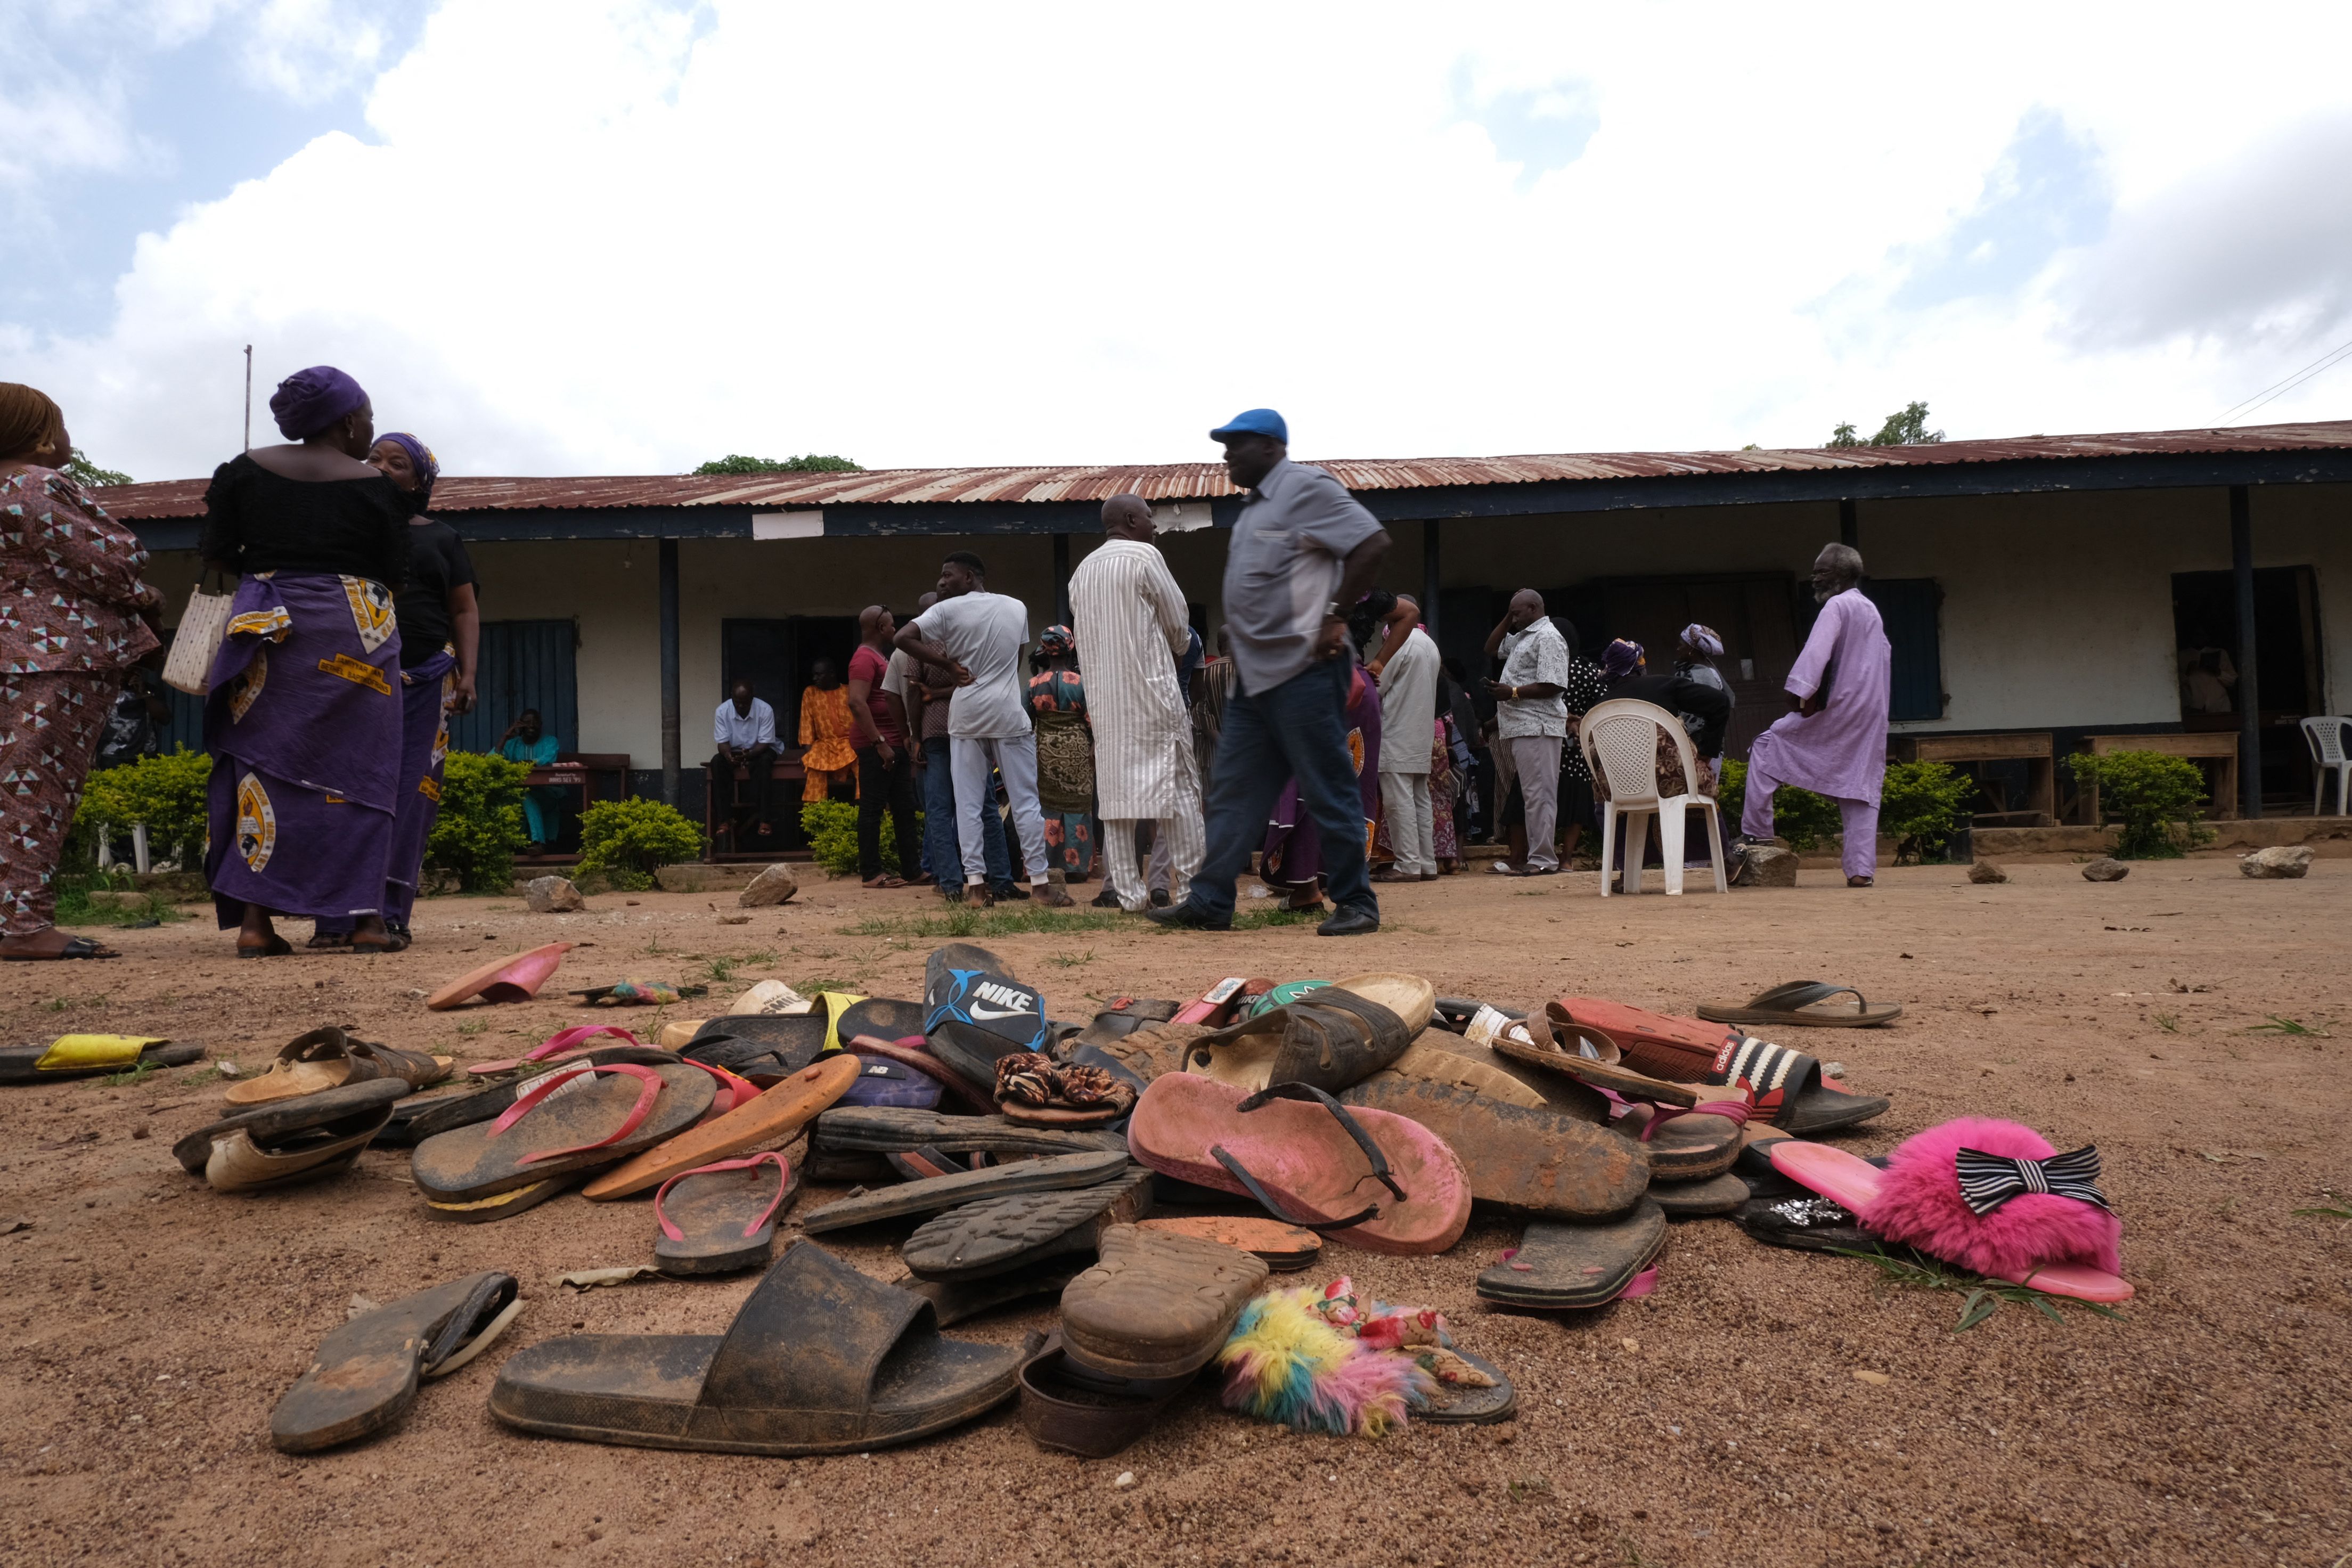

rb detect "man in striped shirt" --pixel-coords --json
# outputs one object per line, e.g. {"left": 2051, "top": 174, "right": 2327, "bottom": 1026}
{"left": 1070, "top": 494, "right": 1205, "bottom": 912}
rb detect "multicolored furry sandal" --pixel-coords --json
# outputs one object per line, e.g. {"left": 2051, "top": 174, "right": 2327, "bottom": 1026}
{"left": 1769, "top": 1116, "right": 2130, "bottom": 1302}
{"left": 1216, "top": 1282, "right": 1436, "bottom": 1436}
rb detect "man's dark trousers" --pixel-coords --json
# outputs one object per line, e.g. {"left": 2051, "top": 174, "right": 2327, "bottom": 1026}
{"left": 1181, "top": 656, "right": 1376, "bottom": 924}
{"left": 856, "top": 744, "right": 922, "bottom": 881}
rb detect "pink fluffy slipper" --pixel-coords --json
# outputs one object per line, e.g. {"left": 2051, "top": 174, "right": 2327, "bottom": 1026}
{"left": 1857, "top": 1116, "right": 2122, "bottom": 1281}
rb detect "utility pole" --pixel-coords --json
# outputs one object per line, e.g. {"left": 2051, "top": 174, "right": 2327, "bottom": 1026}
{"left": 243, "top": 346, "right": 253, "bottom": 451}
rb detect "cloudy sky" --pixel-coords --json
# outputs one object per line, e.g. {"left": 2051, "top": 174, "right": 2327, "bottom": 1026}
{"left": 6, "top": 1, "right": 2352, "bottom": 482}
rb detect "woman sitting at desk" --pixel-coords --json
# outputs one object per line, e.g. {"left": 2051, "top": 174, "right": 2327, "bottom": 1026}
{"left": 500, "top": 709, "right": 566, "bottom": 848}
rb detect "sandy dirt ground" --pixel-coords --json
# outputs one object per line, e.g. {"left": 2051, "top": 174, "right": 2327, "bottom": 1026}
{"left": 3, "top": 857, "right": 2348, "bottom": 1568}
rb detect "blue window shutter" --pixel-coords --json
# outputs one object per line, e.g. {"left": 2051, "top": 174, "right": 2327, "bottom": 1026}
{"left": 1860, "top": 579, "right": 1945, "bottom": 722}
{"left": 451, "top": 619, "right": 580, "bottom": 755}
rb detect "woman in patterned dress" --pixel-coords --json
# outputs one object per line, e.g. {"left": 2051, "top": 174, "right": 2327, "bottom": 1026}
{"left": 1025, "top": 625, "right": 1095, "bottom": 880}
{"left": 0, "top": 383, "right": 162, "bottom": 960}
{"left": 198, "top": 366, "right": 417, "bottom": 957}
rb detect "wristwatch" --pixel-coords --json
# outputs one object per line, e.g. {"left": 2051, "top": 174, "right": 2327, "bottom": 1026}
{"left": 1510, "top": 685, "right": 1520, "bottom": 700}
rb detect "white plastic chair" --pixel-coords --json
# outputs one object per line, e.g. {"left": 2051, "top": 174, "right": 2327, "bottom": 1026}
{"left": 1581, "top": 698, "right": 1727, "bottom": 895}
{"left": 2303, "top": 716, "right": 2351, "bottom": 816}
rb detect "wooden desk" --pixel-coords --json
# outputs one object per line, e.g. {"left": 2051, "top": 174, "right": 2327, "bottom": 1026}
{"left": 2081, "top": 732, "right": 2240, "bottom": 823}
{"left": 1889, "top": 731, "right": 2055, "bottom": 826}
{"left": 705, "top": 753, "right": 808, "bottom": 861}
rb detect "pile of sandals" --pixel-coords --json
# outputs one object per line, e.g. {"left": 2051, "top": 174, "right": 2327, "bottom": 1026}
{"left": 131, "top": 946, "right": 2133, "bottom": 1458}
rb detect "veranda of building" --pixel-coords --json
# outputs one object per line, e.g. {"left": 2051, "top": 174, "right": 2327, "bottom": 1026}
{"left": 105, "top": 419, "right": 2352, "bottom": 851}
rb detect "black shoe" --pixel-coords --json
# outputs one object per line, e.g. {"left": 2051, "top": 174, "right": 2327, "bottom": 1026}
{"left": 1090, "top": 887, "right": 1122, "bottom": 909}
{"left": 1316, "top": 905, "right": 1381, "bottom": 937}
{"left": 1146, "top": 900, "right": 1232, "bottom": 932}
{"left": 1149, "top": 889, "right": 1171, "bottom": 908}
{"left": 993, "top": 881, "right": 1030, "bottom": 901}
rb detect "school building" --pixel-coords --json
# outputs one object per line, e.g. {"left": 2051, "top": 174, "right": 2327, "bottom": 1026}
{"left": 107, "top": 419, "right": 2352, "bottom": 848}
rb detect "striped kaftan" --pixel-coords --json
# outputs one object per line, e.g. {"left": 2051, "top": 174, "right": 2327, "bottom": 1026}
{"left": 1067, "top": 539, "right": 1196, "bottom": 819}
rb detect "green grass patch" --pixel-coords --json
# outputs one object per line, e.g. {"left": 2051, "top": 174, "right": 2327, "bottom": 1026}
{"left": 2247, "top": 1014, "right": 2329, "bottom": 1036}
{"left": 52, "top": 872, "right": 187, "bottom": 928}
{"left": 793, "top": 977, "right": 861, "bottom": 998}
{"left": 1833, "top": 1248, "right": 2126, "bottom": 1330}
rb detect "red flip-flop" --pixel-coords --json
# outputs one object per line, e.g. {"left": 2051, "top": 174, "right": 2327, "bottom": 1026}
{"left": 1127, "top": 1075, "right": 1469, "bottom": 1256}
{"left": 652, "top": 1152, "right": 801, "bottom": 1275}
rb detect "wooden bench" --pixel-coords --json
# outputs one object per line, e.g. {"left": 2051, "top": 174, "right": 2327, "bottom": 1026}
{"left": 2079, "top": 732, "right": 2240, "bottom": 823}
{"left": 1888, "top": 731, "right": 2055, "bottom": 826}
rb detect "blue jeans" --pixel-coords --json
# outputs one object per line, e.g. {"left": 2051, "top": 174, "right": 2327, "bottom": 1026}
{"left": 1184, "top": 657, "right": 1376, "bottom": 923}
{"left": 921, "top": 736, "right": 1010, "bottom": 888}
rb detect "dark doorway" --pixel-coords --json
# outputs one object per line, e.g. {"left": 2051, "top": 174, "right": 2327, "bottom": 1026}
{"left": 2170, "top": 567, "right": 2322, "bottom": 719}
{"left": 1556, "top": 575, "right": 1800, "bottom": 761}
{"left": 721, "top": 616, "right": 861, "bottom": 748}
{"left": 2171, "top": 566, "right": 2325, "bottom": 804}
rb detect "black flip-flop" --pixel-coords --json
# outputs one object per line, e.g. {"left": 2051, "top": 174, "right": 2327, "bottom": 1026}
{"left": 651, "top": 1152, "right": 801, "bottom": 1275}
{"left": 491, "top": 1242, "right": 1025, "bottom": 1454}
{"left": 1476, "top": 1200, "right": 1665, "bottom": 1310}
{"left": 804, "top": 1148, "right": 1131, "bottom": 1234}
{"left": 271, "top": 1271, "right": 521, "bottom": 1452}
{"left": 0, "top": 933, "right": 119, "bottom": 961}
{"left": 0, "top": 1035, "right": 202, "bottom": 1083}
{"left": 900, "top": 1167, "right": 1154, "bottom": 1281}
{"left": 1417, "top": 1349, "right": 1518, "bottom": 1425}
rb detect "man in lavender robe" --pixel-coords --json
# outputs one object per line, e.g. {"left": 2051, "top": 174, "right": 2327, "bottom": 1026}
{"left": 1739, "top": 544, "right": 1891, "bottom": 886}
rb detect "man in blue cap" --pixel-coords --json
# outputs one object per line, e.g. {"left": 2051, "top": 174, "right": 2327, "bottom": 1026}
{"left": 1150, "top": 409, "right": 1393, "bottom": 936}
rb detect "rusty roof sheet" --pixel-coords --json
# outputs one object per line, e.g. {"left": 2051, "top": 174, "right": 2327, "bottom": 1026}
{"left": 98, "top": 419, "right": 2352, "bottom": 520}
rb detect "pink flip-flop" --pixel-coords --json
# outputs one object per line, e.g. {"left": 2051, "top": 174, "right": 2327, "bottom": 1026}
{"left": 468, "top": 1024, "right": 641, "bottom": 1077}
{"left": 427, "top": 943, "right": 576, "bottom": 1012}
{"left": 1768, "top": 1138, "right": 2133, "bottom": 1303}
{"left": 1128, "top": 1075, "right": 1469, "bottom": 1256}
{"left": 651, "top": 1151, "right": 801, "bottom": 1275}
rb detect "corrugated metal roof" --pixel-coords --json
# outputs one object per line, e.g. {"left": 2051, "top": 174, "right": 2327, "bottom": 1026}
{"left": 96, "top": 419, "right": 2352, "bottom": 520}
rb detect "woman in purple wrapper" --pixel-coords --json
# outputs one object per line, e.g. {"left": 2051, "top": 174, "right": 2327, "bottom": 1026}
{"left": 199, "top": 365, "right": 417, "bottom": 957}
{"left": 308, "top": 432, "right": 478, "bottom": 949}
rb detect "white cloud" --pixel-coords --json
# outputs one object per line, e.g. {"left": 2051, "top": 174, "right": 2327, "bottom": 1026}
{"left": 13, "top": 0, "right": 2352, "bottom": 482}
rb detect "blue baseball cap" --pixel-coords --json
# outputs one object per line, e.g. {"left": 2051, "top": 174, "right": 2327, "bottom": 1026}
{"left": 1208, "top": 407, "right": 1288, "bottom": 444}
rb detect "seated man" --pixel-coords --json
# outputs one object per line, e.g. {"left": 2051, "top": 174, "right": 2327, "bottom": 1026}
{"left": 711, "top": 680, "right": 780, "bottom": 842}
{"left": 500, "top": 708, "right": 567, "bottom": 848}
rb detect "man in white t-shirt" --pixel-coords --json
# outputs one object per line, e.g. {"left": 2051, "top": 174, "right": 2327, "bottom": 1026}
{"left": 894, "top": 550, "right": 1074, "bottom": 908}
{"left": 711, "top": 678, "right": 780, "bottom": 843}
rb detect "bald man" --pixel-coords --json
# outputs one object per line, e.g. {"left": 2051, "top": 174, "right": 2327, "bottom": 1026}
{"left": 1483, "top": 589, "right": 1571, "bottom": 875}
{"left": 1740, "top": 543, "right": 1892, "bottom": 887}
{"left": 1069, "top": 494, "right": 1205, "bottom": 912}
{"left": 846, "top": 603, "right": 921, "bottom": 886}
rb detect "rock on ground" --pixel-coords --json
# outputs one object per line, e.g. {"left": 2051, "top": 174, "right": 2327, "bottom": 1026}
{"left": 738, "top": 863, "right": 799, "bottom": 907}
{"left": 1743, "top": 845, "right": 1799, "bottom": 887}
{"left": 1967, "top": 861, "right": 2008, "bottom": 884}
{"left": 524, "top": 875, "right": 585, "bottom": 912}
{"left": 2240, "top": 844, "right": 2315, "bottom": 879}
{"left": 2082, "top": 858, "right": 2130, "bottom": 882}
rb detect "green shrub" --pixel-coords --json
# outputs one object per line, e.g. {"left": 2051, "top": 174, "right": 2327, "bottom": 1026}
{"left": 427, "top": 752, "right": 532, "bottom": 892}
{"left": 1880, "top": 759, "right": 1973, "bottom": 864}
{"left": 801, "top": 798, "right": 919, "bottom": 877}
{"left": 72, "top": 746, "right": 213, "bottom": 869}
{"left": 1715, "top": 756, "right": 1841, "bottom": 851}
{"left": 2068, "top": 750, "right": 2212, "bottom": 859}
{"left": 577, "top": 796, "right": 704, "bottom": 891}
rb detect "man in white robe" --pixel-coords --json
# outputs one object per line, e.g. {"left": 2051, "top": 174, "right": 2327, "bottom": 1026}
{"left": 1373, "top": 617, "right": 1441, "bottom": 879}
{"left": 1069, "top": 494, "right": 1205, "bottom": 912}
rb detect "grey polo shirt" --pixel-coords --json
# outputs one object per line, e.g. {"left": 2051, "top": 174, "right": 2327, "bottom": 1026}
{"left": 1495, "top": 617, "right": 1571, "bottom": 739}
{"left": 1220, "top": 459, "right": 1386, "bottom": 697}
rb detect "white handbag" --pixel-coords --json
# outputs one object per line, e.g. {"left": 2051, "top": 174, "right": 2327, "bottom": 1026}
{"left": 161, "top": 574, "right": 234, "bottom": 696}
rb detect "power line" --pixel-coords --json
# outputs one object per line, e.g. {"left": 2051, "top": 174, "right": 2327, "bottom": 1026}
{"left": 2217, "top": 332, "right": 2352, "bottom": 425}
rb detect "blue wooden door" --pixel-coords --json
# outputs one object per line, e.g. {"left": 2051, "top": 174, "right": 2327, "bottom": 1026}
{"left": 1861, "top": 579, "right": 1945, "bottom": 722}
{"left": 450, "top": 619, "right": 580, "bottom": 756}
